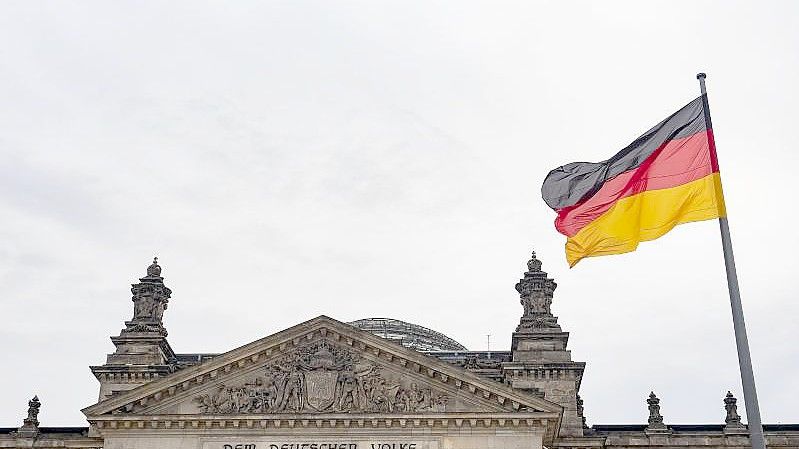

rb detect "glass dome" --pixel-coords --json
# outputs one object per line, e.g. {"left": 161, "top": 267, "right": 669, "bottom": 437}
{"left": 348, "top": 317, "right": 467, "bottom": 351}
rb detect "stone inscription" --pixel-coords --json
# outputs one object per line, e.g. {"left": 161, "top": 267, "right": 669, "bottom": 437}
{"left": 195, "top": 341, "right": 447, "bottom": 414}
{"left": 210, "top": 442, "right": 427, "bottom": 449}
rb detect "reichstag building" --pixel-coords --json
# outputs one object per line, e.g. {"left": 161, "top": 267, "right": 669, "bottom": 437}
{"left": 2, "top": 254, "right": 797, "bottom": 449}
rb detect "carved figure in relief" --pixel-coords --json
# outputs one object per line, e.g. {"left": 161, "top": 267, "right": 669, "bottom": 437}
{"left": 394, "top": 387, "right": 411, "bottom": 412}
{"left": 229, "top": 386, "right": 251, "bottom": 413}
{"left": 192, "top": 341, "right": 449, "bottom": 415}
{"left": 152, "top": 302, "right": 165, "bottom": 322}
{"left": 360, "top": 367, "right": 398, "bottom": 412}
{"left": 132, "top": 293, "right": 162, "bottom": 321}
{"left": 530, "top": 292, "right": 551, "bottom": 314}
{"left": 133, "top": 296, "right": 150, "bottom": 320}
{"left": 335, "top": 369, "right": 361, "bottom": 411}
{"left": 261, "top": 370, "right": 283, "bottom": 411}
{"left": 195, "top": 385, "right": 229, "bottom": 413}
{"left": 279, "top": 367, "right": 305, "bottom": 412}
{"left": 434, "top": 393, "right": 448, "bottom": 411}
{"left": 409, "top": 383, "right": 428, "bottom": 410}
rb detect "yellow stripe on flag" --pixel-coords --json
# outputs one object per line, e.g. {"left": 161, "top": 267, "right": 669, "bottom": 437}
{"left": 565, "top": 172, "right": 726, "bottom": 266}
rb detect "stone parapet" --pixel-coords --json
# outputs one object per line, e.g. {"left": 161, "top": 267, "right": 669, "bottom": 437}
{"left": 512, "top": 331, "right": 572, "bottom": 362}
{"left": 0, "top": 428, "right": 101, "bottom": 449}
{"left": 591, "top": 425, "right": 799, "bottom": 449}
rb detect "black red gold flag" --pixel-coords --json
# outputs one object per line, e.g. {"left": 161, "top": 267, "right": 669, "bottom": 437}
{"left": 541, "top": 96, "right": 726, "bottom": 266}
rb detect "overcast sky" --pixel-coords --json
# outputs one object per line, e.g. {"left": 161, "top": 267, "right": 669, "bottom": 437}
{"left": 1, "top": 0, "right": 797, "bottom": 427}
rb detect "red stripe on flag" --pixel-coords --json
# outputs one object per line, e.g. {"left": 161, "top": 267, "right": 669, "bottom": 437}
{"left": 555, "top": 130, "right": 716, "bottom": 237}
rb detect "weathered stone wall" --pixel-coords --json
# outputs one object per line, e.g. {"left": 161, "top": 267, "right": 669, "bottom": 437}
{"left": 506, "top": 369, "right": 583, "bottom": 437}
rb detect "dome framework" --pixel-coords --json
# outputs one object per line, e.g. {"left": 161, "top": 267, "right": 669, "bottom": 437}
{"left": 348, "top": 317, "right": 467, "bottom": 352}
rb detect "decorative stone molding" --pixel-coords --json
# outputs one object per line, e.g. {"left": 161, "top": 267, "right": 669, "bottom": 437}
{"left": 88, "top": 413, "right": 552, "bottom": 432}
{"left": 458, "top": 355, "right": 502, "bottom": 370}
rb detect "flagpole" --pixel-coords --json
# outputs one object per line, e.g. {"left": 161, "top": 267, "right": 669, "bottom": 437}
{"left": 696, "top": 72, "right": 766, "bottom": 449}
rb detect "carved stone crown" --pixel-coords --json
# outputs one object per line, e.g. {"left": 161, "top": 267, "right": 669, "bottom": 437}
{"left": 146, "top": 257, "right": 162, "bottom": 278}
{"left": 527, "top": 252, "right": 543, "bottom": 272}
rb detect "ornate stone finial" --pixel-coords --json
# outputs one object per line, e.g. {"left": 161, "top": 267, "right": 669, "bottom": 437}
{"left": 146, "top": 256, "right": 162, "bottom": 278}
{"left": 18, "top": 395, "right": 40, "bottom": 437}
{"left": 724, "top": 391, "right": 745, "bottom": 429}
{"left": 26, "top": 396, "right": 40, "bottom": 424}
{"left": 646, "top": 391, "right": 667, "bottom": 431}
{"left": 123, "top": 257, "right": 172, "bottom": 335}
{"left": 515, "top": 250, "right": 559, "bottom": 331}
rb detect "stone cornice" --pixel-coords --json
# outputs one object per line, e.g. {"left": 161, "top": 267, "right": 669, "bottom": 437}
{"left": 502, "top": 362, "right": 586, "bottom": 369}
{"left": 502, "top": 362, "right": 585, "bottom": 379}
{"left": 502, "top": 361, "right": 586, "bottom": 389}
{"left": 552, "top": 435, "right": 607, "bottom": 448}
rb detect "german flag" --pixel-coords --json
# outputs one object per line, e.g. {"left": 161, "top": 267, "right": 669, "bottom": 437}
{"left": 542, "top": 95, "right": 726, "bottom": 267}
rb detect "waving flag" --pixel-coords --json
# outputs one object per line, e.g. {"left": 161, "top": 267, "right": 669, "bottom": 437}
{"left": 542, "top": 95, "right": 726, "bottom": 266}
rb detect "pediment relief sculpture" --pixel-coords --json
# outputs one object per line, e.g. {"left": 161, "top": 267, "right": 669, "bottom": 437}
{"left": 194, "top": 341, "right": 447, "bottom": 414}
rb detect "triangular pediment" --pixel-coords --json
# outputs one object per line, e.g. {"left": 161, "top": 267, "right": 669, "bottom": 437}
{"left": 83, "top": 316, "right": 562, "bottom": 419}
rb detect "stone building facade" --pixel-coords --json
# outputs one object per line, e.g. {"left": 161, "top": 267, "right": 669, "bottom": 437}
{"left": 2, "top": 254, "right": 797, "bottom": 449}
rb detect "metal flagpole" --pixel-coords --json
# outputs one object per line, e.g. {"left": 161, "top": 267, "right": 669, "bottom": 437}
{"left": 696, "top": 73, "right": 766, "bottom": 449}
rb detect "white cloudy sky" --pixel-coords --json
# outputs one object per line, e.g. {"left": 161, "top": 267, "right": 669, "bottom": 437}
{"left": 1, "top": 0, "right": 797, "bottom": 427}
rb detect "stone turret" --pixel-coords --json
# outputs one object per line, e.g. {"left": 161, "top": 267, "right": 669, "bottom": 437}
{"left": 502, "top": 251, "right": 586, "bottom": 437}
{"left": 90, "top": 258, "right": 178, "bottom": 401}
{"left": 124, "top": 257, "right": 172, "bottom": 336}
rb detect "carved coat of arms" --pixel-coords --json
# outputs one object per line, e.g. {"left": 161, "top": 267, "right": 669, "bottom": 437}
{"left": 303, "top": 343, "right": 342, "bottom": 411}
